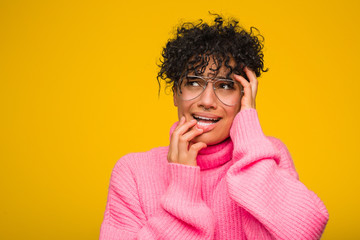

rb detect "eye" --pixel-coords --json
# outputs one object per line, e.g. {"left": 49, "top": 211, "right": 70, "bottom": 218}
{"left": 185, "top": 80, "right": 200, "bottom": 87}
{"left": 218, "top": 81, "right": 235, "bottom": 90}
{"left": 184, "top": 76, "right": 203, "bottom": 87}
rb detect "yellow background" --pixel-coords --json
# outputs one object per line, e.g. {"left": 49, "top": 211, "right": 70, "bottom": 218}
{"left": 1, "top": 0, "right": 359, "bottom": 239}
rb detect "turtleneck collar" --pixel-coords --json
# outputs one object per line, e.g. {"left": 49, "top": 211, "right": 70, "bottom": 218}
{"left": 169, "top": 121, "right": 234, "bottom": 170}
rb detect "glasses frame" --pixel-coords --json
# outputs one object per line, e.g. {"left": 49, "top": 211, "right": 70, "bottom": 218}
{"left": 177, "top": 75, "right": 244, "bottom": 106}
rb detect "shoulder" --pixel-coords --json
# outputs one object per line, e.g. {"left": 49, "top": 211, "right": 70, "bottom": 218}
{"left": 109, "top": 146, "right": 170, "bottom": 190}
{"left": 265, "top": 136, "right": 299, "bottom": 179}
{"left": 265, "top": 136, "right": 292, "bottom": 158}
{"left": 113, "top": 146, "right": 169, "bottom": 174}
{"left": 266, "top": 136, "right": 289, "bottom": 151}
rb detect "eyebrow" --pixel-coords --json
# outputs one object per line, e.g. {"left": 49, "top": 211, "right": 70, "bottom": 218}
{"left": 216, "top": 75, "right": 231, "bottom": 79}
{"left": 210, "top": 75, "right": 233, "bottom": 81}
{"left": 188, "top": 75, "right": 233, "bottom": 80}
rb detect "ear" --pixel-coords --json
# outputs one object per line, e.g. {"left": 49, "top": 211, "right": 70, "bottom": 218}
{"left": 173, "top": 91, "right": 178, "bottom": 107}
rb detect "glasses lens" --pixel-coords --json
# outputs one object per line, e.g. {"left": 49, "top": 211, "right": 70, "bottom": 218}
{"left": 214, "top": 80, "right": 242, "bottom": 106}
{"left": 178, "top": 76, "right": 243, "bottom": 106}
{"left": 179, "top": 76, "right": 206, "bottom": 101}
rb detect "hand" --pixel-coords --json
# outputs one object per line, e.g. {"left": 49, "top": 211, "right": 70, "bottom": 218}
{"left": 234, "top": 67, "right": 258, "bottom": 110}
{"left": 167, "top": 117, "right": 207, "bottom": 166}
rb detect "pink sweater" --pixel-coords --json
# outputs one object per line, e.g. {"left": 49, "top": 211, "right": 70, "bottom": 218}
{"left": 100, "top": 109, "right": 329, "bottom": 239}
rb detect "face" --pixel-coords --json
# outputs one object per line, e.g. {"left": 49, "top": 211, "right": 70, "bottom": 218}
{"left": 173, "top": 57, "right": 242, "bottom": 145}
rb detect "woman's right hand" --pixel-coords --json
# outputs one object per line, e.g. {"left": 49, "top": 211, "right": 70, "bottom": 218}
{"left": 167, "top": 117, "right": 207, "bottom": 166}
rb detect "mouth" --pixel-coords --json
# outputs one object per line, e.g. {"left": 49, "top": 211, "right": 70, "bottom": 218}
{"left": 192, "top": 114, "right": 221, "bottom": 126}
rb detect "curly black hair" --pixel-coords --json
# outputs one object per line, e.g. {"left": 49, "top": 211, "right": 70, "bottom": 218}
{"left": 157, "top": 13, "right": 268, "bottom": 93}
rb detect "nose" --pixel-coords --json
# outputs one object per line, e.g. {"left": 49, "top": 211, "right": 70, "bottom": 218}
{"left": 197, "top": 82, "right": 218, "bottom": 110}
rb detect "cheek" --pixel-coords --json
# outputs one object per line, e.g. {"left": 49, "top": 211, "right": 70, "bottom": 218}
{"left": 223, "top": 107, "right": 241, "bottom": 128}
{"left": 226, "top": 105, "right": 241, "bottom": 120}
{"left": 234, "top": 103, "right": 241, "bottom": 115}
{"left": 176, "top": 101, "right": 193, "bottom": 118}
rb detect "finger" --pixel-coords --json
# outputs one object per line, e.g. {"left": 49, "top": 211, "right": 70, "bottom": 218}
{"left": 173, "top": 116, "right": 186, "bottom": 132}
{"left": 170, "top": 116, "right": 184, "bottom": 149}
{"left": 234, "top": 73, "right": 250, "bottom": 87}
{"left": 234, "top": 74, "right": 252, "bottom": 98}
{"left": 172, "top": 119, "right": 197, "bottom": 138}
{"left": 179, "top": 116, "right": 185, "bottom": 125}
{"left": 188, "top": 142, "right": 207, "bottom": 159}
{"left": 168, "top": 116, "right": 186, "bottom": 161}
{"left": 234, "top": 73, "right": 254, "bottom": 109}
{"left": 182, "top": 126, "right": 204, "bottom": 143}
{"left": 169, "top": 119, "right": 197, "bottom": 157}
{"left": 244, "top": 67, "right": 258, "bottom": 85}
{"left": 178, "top": 126, "right": 204, "bottom": 154}
{"left": 244, "top": 67, "right": 258, "bottom": 97}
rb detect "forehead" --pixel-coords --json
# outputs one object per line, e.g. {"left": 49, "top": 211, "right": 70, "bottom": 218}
{"left": 186, "top": 54, "right": 237, "bottom": 77}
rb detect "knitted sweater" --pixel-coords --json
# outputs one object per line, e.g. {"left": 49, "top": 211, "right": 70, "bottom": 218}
{"left": 100, "top": 109, "right": 329, "bottom": 239}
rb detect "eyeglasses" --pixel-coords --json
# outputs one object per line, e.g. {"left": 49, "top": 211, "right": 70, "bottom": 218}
{"left": 177, "top": 75, "right": 244, "bottom": 106}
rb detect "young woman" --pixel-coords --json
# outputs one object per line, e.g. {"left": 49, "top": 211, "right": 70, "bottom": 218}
{"left": 100, "top": 15, "right": 329, "bottom": 240}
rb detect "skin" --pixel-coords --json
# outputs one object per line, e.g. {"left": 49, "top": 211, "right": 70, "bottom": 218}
{"left": 168, "top": 58, "right": 259, "bottom": 166}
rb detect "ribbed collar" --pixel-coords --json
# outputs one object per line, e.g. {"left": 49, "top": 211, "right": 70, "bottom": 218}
{"left": 169, "top": 122, "right": 234, "bottom": 170}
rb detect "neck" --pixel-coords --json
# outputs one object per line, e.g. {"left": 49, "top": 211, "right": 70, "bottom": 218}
{"left": 196, "top": 137, "right": 233, "bottom": 170}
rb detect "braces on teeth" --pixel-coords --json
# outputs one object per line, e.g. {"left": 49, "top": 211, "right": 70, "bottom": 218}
{"left": 197, "top": 121, "right": 215, "bottom": 126}
{"left": 195, "top": 116, "right": 218, "bottom": 121}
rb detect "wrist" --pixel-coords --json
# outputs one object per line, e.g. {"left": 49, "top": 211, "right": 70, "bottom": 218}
{"left": 164, "top": 163, "right": 202, "bottom": 202}
{"left": 231, "top": 108, "right": 265, "bottom": 141}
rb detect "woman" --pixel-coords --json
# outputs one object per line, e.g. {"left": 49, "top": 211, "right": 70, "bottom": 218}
{"left": 100, "top": 15, "right": 329, "bottom": 239}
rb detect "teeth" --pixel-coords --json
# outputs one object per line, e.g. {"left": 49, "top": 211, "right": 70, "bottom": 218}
{"left": 194, "top": 115, "right": 219, "bottom": 121}
{"left": 197, "top": 121, "right": 215, "bottom": 126}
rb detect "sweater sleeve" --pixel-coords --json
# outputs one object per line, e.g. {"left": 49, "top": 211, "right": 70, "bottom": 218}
{"left": 226, "top": 108, "right": 329, "bottom": 240}
{"left": 100, "top": 155, "right": 214, "bottom": 240}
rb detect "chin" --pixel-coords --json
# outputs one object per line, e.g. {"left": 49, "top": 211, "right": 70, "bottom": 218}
{"left": 193, "top": 133, "right": 228, "bottom": 146}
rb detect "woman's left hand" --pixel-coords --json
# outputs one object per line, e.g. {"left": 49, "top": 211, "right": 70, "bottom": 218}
{"left": 233, "top": 67, "right": 258, "bottom": 110}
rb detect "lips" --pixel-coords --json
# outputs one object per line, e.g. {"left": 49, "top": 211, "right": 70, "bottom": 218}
{"left": 192, "top": 113, "right": 221, "bottom": 130}
{"left": 193, "top": 114, "right": 220, "bottom": 123}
